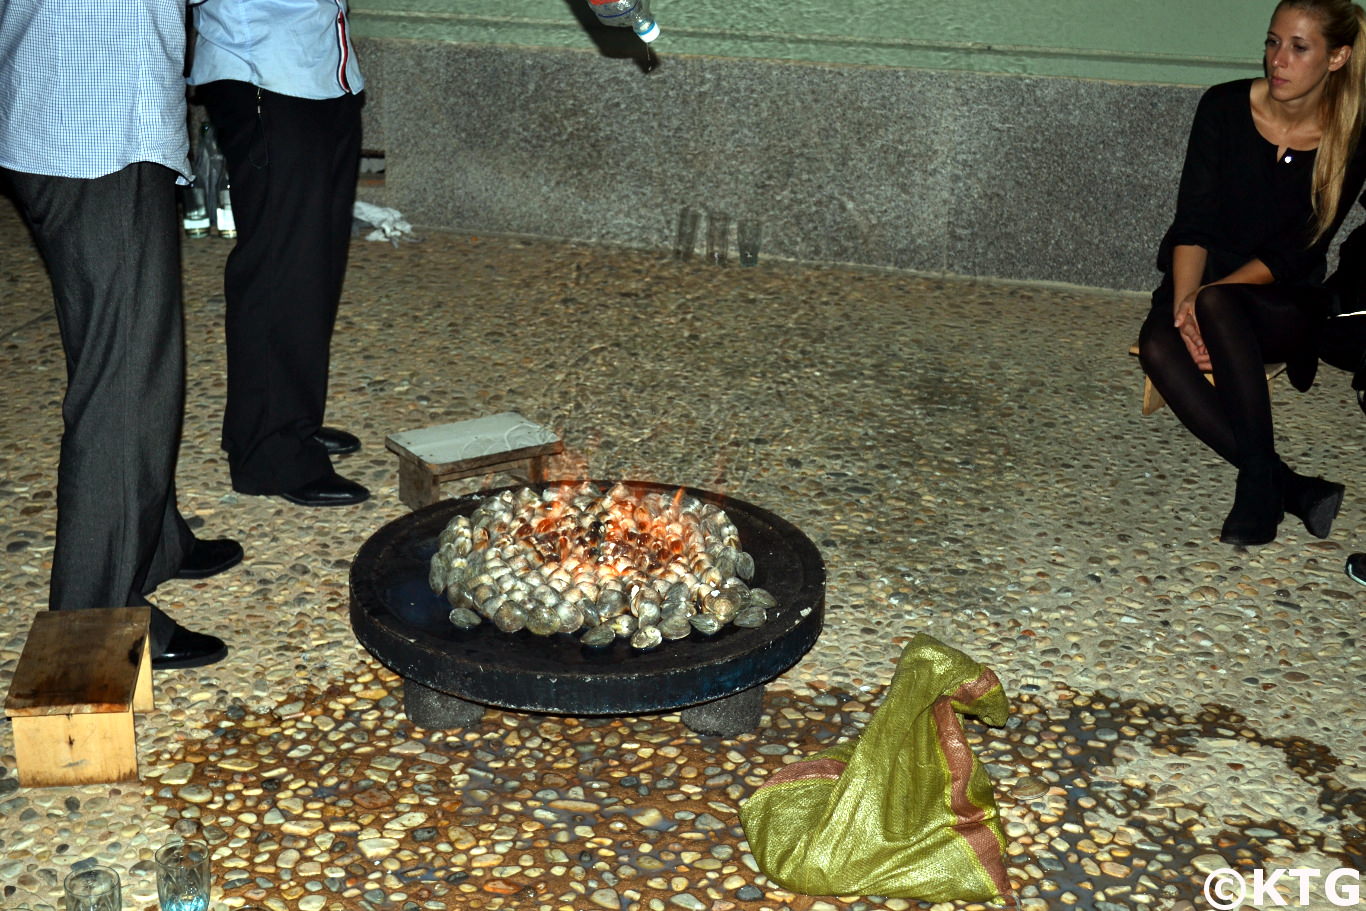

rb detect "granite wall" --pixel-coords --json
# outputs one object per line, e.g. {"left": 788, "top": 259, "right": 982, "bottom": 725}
{"left": 350, "top": 0, "right": 1268, "bottom": 84}
{"left": 353, "top": 39, "right": 1234, "bottom": 292}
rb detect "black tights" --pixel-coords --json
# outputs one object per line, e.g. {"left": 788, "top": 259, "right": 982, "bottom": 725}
{"left": 1138, "top": 283, "right": 1366, "bottom": 469}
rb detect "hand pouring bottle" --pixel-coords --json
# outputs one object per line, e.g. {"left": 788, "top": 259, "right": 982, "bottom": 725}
{"left": 587, "top": 0, "right": 660, "bottom": 42}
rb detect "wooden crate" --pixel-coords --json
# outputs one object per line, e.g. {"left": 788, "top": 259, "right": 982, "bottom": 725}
{"left": 4, "top": 607, "right": 153, "bottom": 787}
{"left": 386, "top": 412, "right": 564, "bottom": 510}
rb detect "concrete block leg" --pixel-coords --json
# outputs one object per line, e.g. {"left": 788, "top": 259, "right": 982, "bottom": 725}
{"left": 403, "top": 679, "right": 486, "bottom": 729}
{"left": 681, "top": 685, "right": 764, "bottom": 737}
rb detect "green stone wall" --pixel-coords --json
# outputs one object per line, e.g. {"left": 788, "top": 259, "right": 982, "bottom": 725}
{"left": 350, "top": 0, "right": 1272, "bottom": 86}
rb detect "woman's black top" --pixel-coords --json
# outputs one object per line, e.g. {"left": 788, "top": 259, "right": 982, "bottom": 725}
{"left": 1156, "top": 78, "right": 1358, "bottom": 295}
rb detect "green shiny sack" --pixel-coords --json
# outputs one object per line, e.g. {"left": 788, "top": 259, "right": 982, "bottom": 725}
{"left": 739, "top": 634, "right": 1014, "bottom": 904}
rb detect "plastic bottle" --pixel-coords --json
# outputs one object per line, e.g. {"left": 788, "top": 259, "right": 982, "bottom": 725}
{"left": 587, "top": 0, "right": 659, "bottom": 42}
{"left": 184, "top": 122, "right": 217, "bottom": 238}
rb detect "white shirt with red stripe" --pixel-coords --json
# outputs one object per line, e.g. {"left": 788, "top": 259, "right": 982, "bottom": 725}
{"left": 188, "top": 0, "right": 365, "bottom": 100}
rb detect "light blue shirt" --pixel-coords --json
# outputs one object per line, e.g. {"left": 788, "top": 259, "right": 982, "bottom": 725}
{"left": 188, "top": 0, "right": 365, "bottom": 100}
{"left": 0, "top": 0, "right": 191, "bottom": 180}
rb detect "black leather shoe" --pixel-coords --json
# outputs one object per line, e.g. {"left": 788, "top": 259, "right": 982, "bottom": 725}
{"left": 280, "top": 472, "right": 370, "bottom": 507}
{"left": 174, "top": 537, "right": 244, "bottom": 580}
{"left": 314, "top": 426, "right": 361, "bottom": 455}
{"left": 153, "top": 624, "right": 228, "bottom": 670}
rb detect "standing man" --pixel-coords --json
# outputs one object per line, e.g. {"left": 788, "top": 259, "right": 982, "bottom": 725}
{"left": 189, "top": 0, "right": 371, "bottom": 507}
{"left": 0, "top": 0, "right": 238, "bottom": 668}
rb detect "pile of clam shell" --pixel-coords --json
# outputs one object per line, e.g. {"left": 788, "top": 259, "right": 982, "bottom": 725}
{"left": 429, "top": 481, "right": 775, "bottom": 649}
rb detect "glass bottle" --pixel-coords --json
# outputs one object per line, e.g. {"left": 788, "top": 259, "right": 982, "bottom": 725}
{"left": 181, "top": 184, "right": 210, "bottom": 238}
{"left": 215, "top": 180, "right": 236, "bottom": 239}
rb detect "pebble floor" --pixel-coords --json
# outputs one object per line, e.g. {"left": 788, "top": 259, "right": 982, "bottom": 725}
{"left": 1, "top": 195, "right": 1363, "bottom": 911}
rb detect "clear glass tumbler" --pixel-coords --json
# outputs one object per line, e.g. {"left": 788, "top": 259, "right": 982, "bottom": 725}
{"left": 737, "top": 218, "right": 762, "bottom": 267}
{"left": 154, "top": 839, "right": 211, "bottom": 911}
{"left": 706, "top": 211, "right": 731, "bottom": 266}
{"left": 673, "top": 206, "right": 700, "bottom": 260}
{"left": 63, "top": 866, "right": 120, "bottom": 911}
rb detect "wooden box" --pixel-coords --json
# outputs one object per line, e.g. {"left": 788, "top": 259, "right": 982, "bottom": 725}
{"left": 4, "top": 607, "right": 153, "bottom": 787}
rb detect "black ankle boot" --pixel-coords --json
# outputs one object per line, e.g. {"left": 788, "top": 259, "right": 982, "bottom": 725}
{"left": 1220, "top": 463, "right": 1283, "bottom": 546}
{"left": 1279, "top": 464, "right": 1345, "bottom": 539}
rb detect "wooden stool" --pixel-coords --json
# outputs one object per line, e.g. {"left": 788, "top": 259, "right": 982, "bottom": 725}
{"left": 1128, "top": 344, "right": 1286, "bottom": 415}
{"left": 386, "top": 412, "right": 564, "bottom": 510}
{"left": 4, "top": 607, "right": 153, "bottom": 787}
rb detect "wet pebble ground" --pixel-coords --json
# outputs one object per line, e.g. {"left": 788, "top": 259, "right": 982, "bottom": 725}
{"left": 1, "top": 195, "right": 1363, "bottom": 909}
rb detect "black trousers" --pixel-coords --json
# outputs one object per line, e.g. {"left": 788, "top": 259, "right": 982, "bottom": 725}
{"left": 1139, "top": 280, "right": 1366, "bottom": 469}
{"left": 198, "top": 81, "right": 363, "bottom": 493}
{"left": 5, "top": 162, "right": 192, "bottom": 651}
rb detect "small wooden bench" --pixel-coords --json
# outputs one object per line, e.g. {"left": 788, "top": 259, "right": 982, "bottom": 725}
{"left": 4, "top": 607, "right": 153, "bottom": 787}
{"left": 386, "top": 412, "right": 564, "bottom": 510}
{"left": 1128, "top": 345, "right": 1286, "bottom": 415}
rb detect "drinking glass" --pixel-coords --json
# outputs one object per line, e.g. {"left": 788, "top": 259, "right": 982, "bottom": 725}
{"left": 737, "top": 217, "right": 762, "bottom": 267}
{"left": 63, "top": 866, "right": 120, "bottom": 911}
{"left": 673, "top": 206, "right": 700, "bottom": 260}
{"left": 706, "top": 211, "right": 731, "bottom": 266}
{"left": 154, "top": 839, "right": 211, "bottom": 911}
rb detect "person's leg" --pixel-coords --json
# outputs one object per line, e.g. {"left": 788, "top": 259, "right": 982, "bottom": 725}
{"left": 1138, "top": 306, "right": 1239, "bottom": 463}
{"left": 144, "top": 489, "right": 198, "bottom": 589}
{"left": 1196, "top": 283, "right": 1338, "bottom": 542}
{"left": 321, "top": 92, "right": 363, "bottom": 329}
{"left": 201, "top": 82, "right": 362, "bottom": 494}
{"left": 6, "top": 163, "right": 191, "bottom": 649}
{"left": 1140, "top": 282, "right": 1341, "bottom": 542}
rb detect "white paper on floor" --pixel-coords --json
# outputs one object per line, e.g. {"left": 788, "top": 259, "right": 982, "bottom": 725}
{"left": 353, "top": 201, "right": 416, "bottom": 246}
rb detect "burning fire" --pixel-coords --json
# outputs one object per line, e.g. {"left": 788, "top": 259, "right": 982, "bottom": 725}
{"left": 430, "top": 481, "right": 775, "bottom": 649}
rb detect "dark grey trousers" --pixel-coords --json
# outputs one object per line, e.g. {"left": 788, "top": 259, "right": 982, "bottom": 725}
{"left": 5, "top": 162, "right": 193, "bottom": 651}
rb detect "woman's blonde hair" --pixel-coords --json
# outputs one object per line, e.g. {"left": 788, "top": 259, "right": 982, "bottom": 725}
{"left": 1279, "top": 0, "right": 1366, "bottom": 240}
